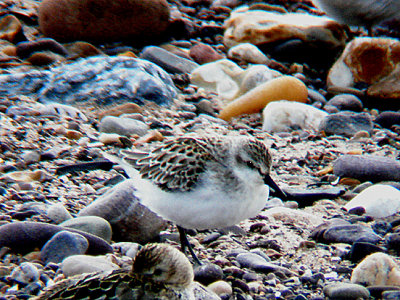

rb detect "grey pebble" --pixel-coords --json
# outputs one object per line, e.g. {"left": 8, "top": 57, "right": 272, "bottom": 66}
{"left": 140, "top": 46, "right": 199, "bottom": 74}
{"left": 326, "top": 94, "right": 363, "bottom": 112}
{"left": 21, "top": 150, "right": 41, "bottom": 165}
{"left": 333, "top": 155, "right": 400, "bottom": 182}
{"left": 319, "top": 112, "right": 373, "bottom": 137}
{"left": 79, "top": 179, "right": 167, "bottom": 243}
{"left": 323, "top": 282, "right": 370, "bottom": 299}
{"left": 60, "top": 216, "right": 112, "bottom": 243}
{"left": 237, "top": 252, "right": 294, "bottom": 276}
{"left": 46, "top": 203, "right": 73, "bottom": 224}
{"left": 99, "top": 116, "right": 149, "bottom": 137}
{"left": 41, "top": 230, "right": 89, "bottom": 264}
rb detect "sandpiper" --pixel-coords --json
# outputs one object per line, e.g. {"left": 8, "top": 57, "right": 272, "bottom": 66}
{"left": 119, "top": 134, "right": 286, "bottom": 264}
{"left": 312, "top": 0, "right": 400, "bottom": 34}
{"left": 35, "top": 243, "right": 219, "bottom": 299}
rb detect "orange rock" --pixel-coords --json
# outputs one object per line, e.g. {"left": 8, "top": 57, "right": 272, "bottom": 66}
{"left": 218, "top": 76, "right": 308, "bottom": 121}
{"left": 38, "top": 0, "right": 170, "bottom": 42}
{"left": 117, "top": 51, "right": 137, "bottom": 58}
{"left": 0, "top": 15, "right": 22, "bottom": 43}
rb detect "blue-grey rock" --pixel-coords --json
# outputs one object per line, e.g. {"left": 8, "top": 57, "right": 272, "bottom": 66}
{"left": 46, "top": 203, "right": 73, "bottom": 224}
{"left": 236, "top": 252, "right": 294, "bottom": 276}
{"left": 333, "top": 155, "right": 400, "bottom": 182}
{"left": 319, "top": 112, "right": 373, "bottom": 136}
{"left": 194, "top": 263, "right": 224, "bottom": 286}
{"left": 99, "top": 116, "right": 149, "bottom": 137}
{"left": 78, "top": 179, "right": 167, "bottom": 243}
{"left": 60, "top": 216, "right": 112, "bottom": 243}
{"left": 41, "top": 230, "right": 89, "bottom": 264}
{"left": 0, "top": 56, "right": 177, "bottom": 106}
{"left": 140, "top": 46, "right": 199, "bottom": 74}
{"left": 323, "top": 283, "right": 370, "bottom": 299}
{"left": 7, "top": 262, "right": 40, "bottom": 285}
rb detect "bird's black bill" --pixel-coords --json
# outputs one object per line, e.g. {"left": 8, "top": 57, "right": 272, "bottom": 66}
{"left": 264, "top": 174, "right": 287, "bottom": 200}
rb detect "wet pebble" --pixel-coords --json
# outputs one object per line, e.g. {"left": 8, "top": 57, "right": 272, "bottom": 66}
{"left": 319, "top": 112, "right": 373, "bottom": 137}
{"left": 40, "top": 230, "right": 89, "bottom": 264}
{"left": 61, "top": 254, "right": 119, "bottom": 277}
{"left": 60, "top": 216, "right": 112, "bottom": 243}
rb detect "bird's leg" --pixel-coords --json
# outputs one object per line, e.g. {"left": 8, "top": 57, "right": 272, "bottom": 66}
{"left": 177, "top": 225, "right": 202, "bottom": 265}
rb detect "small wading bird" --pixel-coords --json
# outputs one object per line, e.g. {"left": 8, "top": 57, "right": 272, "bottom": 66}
{"left": 35, "top": 243, "right": 219, "bottom": 299}
{"left": 113, "top": 134, "right": 287, "bottom": 265}
{"left": 312, "top": 0, "right": 400, "bottom": 34}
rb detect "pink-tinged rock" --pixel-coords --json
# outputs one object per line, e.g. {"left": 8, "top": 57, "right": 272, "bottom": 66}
{"left": 38, "top": 0, "right": 170, "bottom": 42}
{"left": 189, "top": 43, "right": 224, "bottom": 65}
{"left": 328, "top": 37, "right": 400, "bottom": 99}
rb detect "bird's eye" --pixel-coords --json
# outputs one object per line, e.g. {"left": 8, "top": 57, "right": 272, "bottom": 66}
{"left": 154, "top": 268, "right": 163, "bottom": 276}
{"left": 246, "top": 161, "right": 255, "bottom": 169}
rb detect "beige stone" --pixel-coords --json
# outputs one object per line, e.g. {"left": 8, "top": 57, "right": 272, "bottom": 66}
{"left": 223, "top": 8, "right": 347, "bottom": 50}
{"left": 351, "top": 252, "right": 400, "bottom": 286}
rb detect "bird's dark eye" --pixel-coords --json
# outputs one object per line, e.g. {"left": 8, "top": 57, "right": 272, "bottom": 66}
{"left": 154, "top": 268, "right": 163, "bottom": 276}
{"left": 246, "top": 161, "right": 255, "bottom": 169}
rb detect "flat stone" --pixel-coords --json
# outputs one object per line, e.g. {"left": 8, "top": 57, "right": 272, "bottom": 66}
{"left": 319, "top": 112, "right": 373, "bottom": 137}
{"left": 323, "top": 283, "right": 370, "bottom": 299}
{"left": 0, "top": 56, "right": 177, "bottom": 106}
{"left": 326, "top": 94, "right": 363, "bottom": 112}
{"left": 140, "top": 46, "right": 199, "bottom": 74}
{"left": 60, "top": 216, "right": 112, "bottom": 243}
{"left": 78, "top": 179, "right": 167, "bottom": 243}
{"left": 61, "top": 255, "right": 119, "bottom": 277}
{"left": 40, "top": 230, "right": 89, "bottom": 264}
{"left": 333, "top": 155, "right": 400, "bottom": 182}
{"left": 99, "top": 116, "right": 149, "bottom": 137}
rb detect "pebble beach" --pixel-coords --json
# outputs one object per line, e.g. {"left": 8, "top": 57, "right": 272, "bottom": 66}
{"left": 2, "top": 0, "right": 400, "bottom": 299}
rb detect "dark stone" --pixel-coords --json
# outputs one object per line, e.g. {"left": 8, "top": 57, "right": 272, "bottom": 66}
{"left": 16, "top": 38, "right": 68, "bottom": 59}
{"left": 194, "top": 263, "right": 224, "bottom": 286}
{"left": 348, "top": 242, "right": 385, "bottom": 263}
{"left": 333, "top": 155, "right": 400, "bottom": 182}
{"left": 0, "top": 221, "right": 112, "bottom": 255}
{"left": 368, "top": 286, "right": 400, "bottom": 299}
{"left": 375, "top": 111, "right": 400, "bottom": 129}
{"left": 323, "top": 283, "right": 370, "bottom": 299}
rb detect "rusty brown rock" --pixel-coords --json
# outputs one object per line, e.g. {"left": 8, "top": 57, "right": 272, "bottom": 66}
{"left": 38, "top": 0, "right": 170, "bottom": 42}
{"left": 189, "top": 42, "right": 224, "bottom": 65}
{"left": 0, "top": 15, "right": 22, "bottom": 43}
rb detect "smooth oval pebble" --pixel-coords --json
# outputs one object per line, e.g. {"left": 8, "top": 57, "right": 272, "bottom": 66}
{"left": 344, "top": 184, "right": 400, "bottom": 218}
{"left": 46, "top": 203, "right": 73, "bottom": 224}
{"left": 61, "top": 254, "right": 119, "bottom": 277}
{"left": 207, "top": 280, "right": 233, "bottom": 296}
{"left": 60, "top": 216, "right": 112, "bottom": 243}
{"left": 326, "top": 94, "right": 363, "bottom": 112}
{"left": 99, "top": 116, "right": 149, "bottom": 137}
{"left": 40, "top": 230, "right": 89, "bottom": 264}
{"left": 375, "top": 111, "right": 400, "bottom": 129}
{"left": 218, "top": 76, "right": 308, "bottom": 121}
{"left": 0, "top": 221, "right": 112, "bottom": 255}
{"left": 333, "top": 155, "right": 400, "bottom": 182}
{"left": 194, "top": 263, "right": 224, "bottom": 286}
{"left": 323, "top": 283, "right": 370, "bottom": 299}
